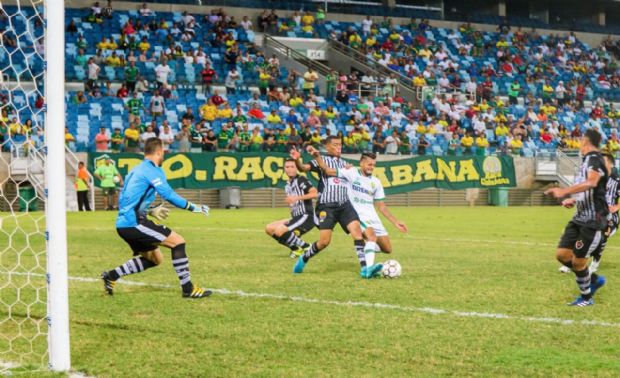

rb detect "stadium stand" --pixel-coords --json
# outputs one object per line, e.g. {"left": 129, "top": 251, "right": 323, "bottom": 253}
{"left": 0, "top": 3, "right": 620, "bottom": 158}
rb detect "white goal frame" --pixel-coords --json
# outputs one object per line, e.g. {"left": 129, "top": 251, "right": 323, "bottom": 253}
{"left": 45, "top": 0, "right": 70, "bottom": 372}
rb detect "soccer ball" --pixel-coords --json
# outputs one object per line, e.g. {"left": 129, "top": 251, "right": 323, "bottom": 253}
{"left": 113, "top": 176, "right": 120, "bottom": 184}
{"left": 382, "top": 260, "right": 402, "bottom": 278}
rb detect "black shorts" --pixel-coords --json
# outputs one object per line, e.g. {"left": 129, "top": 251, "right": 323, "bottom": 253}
{"left": 117, "top": 219, "right": 172, "bottom": 255}
{"left": 557, "top": 221, "right": 604, "bottom": 259}
{"left": 316, "top": 202, "right": 359, "bottom": 232}
{"left": 286, "top": 213, "right": 316, "bottom": 236}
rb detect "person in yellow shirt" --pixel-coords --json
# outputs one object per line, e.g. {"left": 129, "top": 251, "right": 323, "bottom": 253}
{"left": 343, "top": 131, "right": 357, "bottom": 153}
{"left": 348, "top": 32, "right": 362, "bottom": 49}
{"left": 493, "top": 113, "right": 507, "bottom": 124}
{"left": 478, "top": 100, "right": 490, "bottom": 113}
{"left": 388, "top": 30, "right": 400, "bottom": 43}
{"left": 495, "top": 39, "right": 508, "bottom": 48}
{"left": 510, "top": 135, "right": 523, "bottom": 155}
{"left": 461, "top": 133, "right": 474, "bottom": 154}
{"left": 413, "top": 75, "right": 426, "bottom": 87}
{"left": 106, "top": 52, "right": 121, "bottom": 67}
{"left": 217, "top": 105, "right": 233, "bottom": 119}
{"left": 266, "top": 110, "right": 282, "bottom": 124}
{"left": 138, "top": 36, "right": 150, "bottom": 52}
{"left": 289, "top": 95, "right": 304, "bottom": 107}
{"left": 65, "top": 127, "right": 75, "bottom": 145}
{"left": 310, "top": 131, "right": 322, "bottom": 147}
{"left": 302, "top": 24, "right": 314, "bottom": 34}
{"left": 365, "top": 35, "right": 377, "bottom": 47}
{"left": 495, "top": 123, "right": 509, "bottom": 137}
{"left": 416, "top": 123, "right": 427, "bottom": 134}
{"left": 418, "top": 48, "right": 432, "bottom": 59}
{"left": 200, "top": 101, "right": 217, "bottom": 122}
{"left": 249, "top": 127, "right": 264, "bottom": 152}
{"left": 606, "top": 138, "right": 620, "bottom": 153}
{"left": 97, "top": 37, "right": 117, "bottom": 50}
{"left": 475, "top": 134, "right": 489, "bottom": 156}
{"left": 540, "top": 104, "right": 557, "bottom": 115}
{"left": 427, "top": 124, "right": 437, "bottom": 135}
{"left": 301, "top": 11, "right": 314, "bottom": 26}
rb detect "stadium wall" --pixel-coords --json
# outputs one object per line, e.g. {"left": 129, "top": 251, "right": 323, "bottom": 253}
{"left": 47, "top": 0, "right": 620, "bottom": 47}
{"left": 0, "top": 152, "right": 542, "bottom": 211}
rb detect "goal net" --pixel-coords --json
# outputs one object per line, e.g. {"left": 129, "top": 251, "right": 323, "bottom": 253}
{"left": 0, "top": 0, "right": 69, "bottom": 373}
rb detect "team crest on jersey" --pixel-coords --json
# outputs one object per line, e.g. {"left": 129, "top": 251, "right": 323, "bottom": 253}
{"left": 333, "top": 178, "right": 341, "bottom": 184}
{"left": 319, "top": 211, "right": 327, "bottom": 223}
{"left": 575, "top": 240, "right": 584, "bottom": 250}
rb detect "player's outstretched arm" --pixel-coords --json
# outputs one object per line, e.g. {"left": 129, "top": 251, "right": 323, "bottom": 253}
{"left": 151, "top": 172, "right": 209, "bottom": 216}
{"left": 306, "top": 146, "right": 337, "bottom": 176}
{"left": 376, "top": 200, "right": 408, "bottom": 233}
{"left": 545, "top": 169, "right": 602, "bottom": 198}
{"left": 290, "top": 147, "right": 312, "bottom": 172}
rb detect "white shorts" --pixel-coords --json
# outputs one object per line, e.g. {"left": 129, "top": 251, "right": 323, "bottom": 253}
{"left": 359, "top": 215, "right": 388, "bottom": 237}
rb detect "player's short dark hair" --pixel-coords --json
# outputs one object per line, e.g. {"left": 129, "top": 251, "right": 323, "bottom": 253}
{"left": 584, "top": 129, "right": 602, "bottom": 147}
{"left": 144, "top": 137, "right": 163, "bottom": 155}
{"left": 360, "top": 152, "right": 377, "bottom": 161}
{"left": 324, "top": 135, "right": 340, "bottom": 145}
{"left": 284, "top": 158, "right": 296, "bottom": 165}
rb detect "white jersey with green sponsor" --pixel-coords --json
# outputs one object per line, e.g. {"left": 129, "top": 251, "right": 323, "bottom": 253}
{"left": 336, "top": 167, "right": 388, "bottom": 236}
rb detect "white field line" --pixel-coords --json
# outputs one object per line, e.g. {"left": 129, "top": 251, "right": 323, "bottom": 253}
{"left": 0, "top": 359, "right": 93, "bottom": 377}
{"left": 66, "top": 225, "right": 620, "bottom": 251}
{"left": 5, "top": 271, "right": 620, "bottom": 329}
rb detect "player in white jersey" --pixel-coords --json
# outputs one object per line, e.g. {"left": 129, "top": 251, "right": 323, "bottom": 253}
{"left": 309, "top": 149, "right": 408, "bottom": 267}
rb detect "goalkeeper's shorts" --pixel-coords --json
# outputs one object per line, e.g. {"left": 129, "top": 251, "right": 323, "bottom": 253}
{"left": 117, "top": 219, "right": 172, "bottom": 254}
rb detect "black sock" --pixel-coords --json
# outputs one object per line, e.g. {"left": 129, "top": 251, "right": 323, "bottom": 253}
{"left": 108, "top": 256, "right": 156, "bottom": 281}
{"left": 302, "top": 242, "right": 323, "bottom": 263}
{"left": 574, "top": 268, "right": 592, "bottom": 300}
{"left": 274, "top": 231, "right": 307, "bottom": 249}
{"left": 171, "top": 244, "right": 192, "bottom": 292}
{"left": 354, "top": 239, "right": 366, "bottom": 267}
{"left": 591, "top": 272, "right": 599, "bottom": 284}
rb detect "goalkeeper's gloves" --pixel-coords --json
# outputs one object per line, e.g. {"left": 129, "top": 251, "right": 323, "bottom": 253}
{"left": 188, "top": 202, "right": 209, "bottom": 217}
{"left": 148, "top": 204, "right": 170, "bottom": 221}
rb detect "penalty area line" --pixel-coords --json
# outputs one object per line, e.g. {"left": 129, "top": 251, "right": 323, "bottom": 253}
{"left": 6, "top": 272, "right": 620, "bottom": 329}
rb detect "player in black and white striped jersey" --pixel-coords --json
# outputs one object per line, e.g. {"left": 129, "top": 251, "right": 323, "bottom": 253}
{"left": 265, "top": 159, "right": 318, "bottom": 258}
{"left": 289, "top": 136, "right": 384, "bottom": 279}
{"left": 590, "top": 152, "right": 620, "bottom": 272}
{"left": 546, "top": 129, "right": 608, "bottom": 306}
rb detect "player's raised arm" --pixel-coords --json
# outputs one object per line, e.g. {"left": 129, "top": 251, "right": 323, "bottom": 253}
{"left": 290, "top": 146, "right": 312, "bottom": 172}
{"left": 151, "top": 169, "right": 209, "bottom": 216}
{"left": 306, "top": 146, "right": 337, "bottom": 176}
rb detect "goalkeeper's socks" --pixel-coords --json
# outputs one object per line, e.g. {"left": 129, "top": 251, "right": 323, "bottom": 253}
{"left": 171, "top": 243, "right": 193, "bottom": 293}
{"left": 354, "top": 239, "right": 367, "bottom": 268}
{"left": 108, "top": 256, "right": 156, "bottom": 280}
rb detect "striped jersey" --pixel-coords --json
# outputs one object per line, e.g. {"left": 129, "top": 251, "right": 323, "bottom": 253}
{"left": 309, "top": 155, "right": 349, "bottom": 205}
{"left": 605, "top": 168, "right": 620, "bottom": 226}
{"left": 572, "top": 151, "right": 608, "bottom": 228}
{"left": 285, "top": 175, "right": 314, "bottom": 217}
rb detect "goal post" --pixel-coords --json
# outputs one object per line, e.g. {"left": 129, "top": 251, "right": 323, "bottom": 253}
{"left": 45, "top": 0, "right": 70, "bottom": 372}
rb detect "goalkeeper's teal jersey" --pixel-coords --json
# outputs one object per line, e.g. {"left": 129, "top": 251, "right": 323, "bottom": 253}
{"left": 116, "top": 159, "right": 188, "bottom": 228}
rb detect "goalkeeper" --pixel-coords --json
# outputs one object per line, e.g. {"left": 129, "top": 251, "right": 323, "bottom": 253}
{"left": 101, "top": 138, "right": 212, "bottom": 299}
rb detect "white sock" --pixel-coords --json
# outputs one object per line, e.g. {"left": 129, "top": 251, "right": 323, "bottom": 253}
{"left": 364, "top": 241, "right": 377, "bottom": 266}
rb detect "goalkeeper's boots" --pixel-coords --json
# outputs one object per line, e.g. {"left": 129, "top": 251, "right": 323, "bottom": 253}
{"left": 293, "top": 255, "right": 306, "bottom": 274}
{"left": 101, "top": 271, "right": 116, "bottom": 296}
{"left": 590, "top": 275, "right": 606, "bottom": 297}
{"left": 360, "top": 264, "right": 383, "bottom": 279}
{"left": 182, "top": 285, "right": 213, "bottom": 299}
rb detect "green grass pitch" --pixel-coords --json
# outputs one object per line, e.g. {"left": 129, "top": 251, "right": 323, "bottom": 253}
{"left": 3, "top": 207, "right": 620, "bottom": 376}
